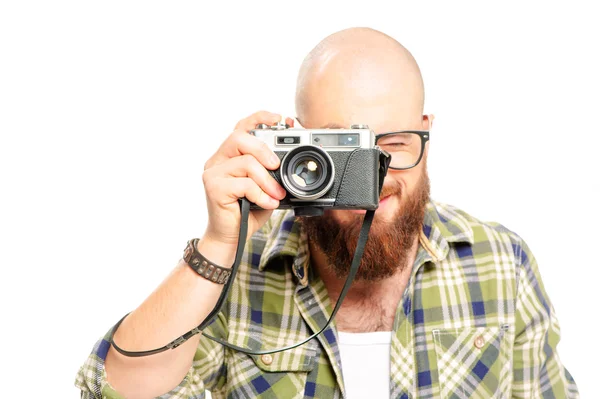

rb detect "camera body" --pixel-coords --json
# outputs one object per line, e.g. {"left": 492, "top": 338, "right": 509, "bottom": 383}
{"left": 249, "top": 123, "right": 390, "bottom": 216}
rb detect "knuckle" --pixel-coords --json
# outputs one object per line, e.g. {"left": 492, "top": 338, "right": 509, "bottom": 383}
{"left": 256, "top": 141, "right": 272, "bottom": 159}
{"left": 244, "top": 138, "right": 266, "bottom": 160}
{"left": 225, "top": 130, "right": 246, "bottom": 151}
{"left": 243, "top": 152, "right": 259, "bottom": 165}
{"left": 240, "top": 153, "right": 256, "bottom": 167}
{"left": 254, "top": 186, "right": 266, "bottom": 203}
{"left": 245, "top": 158, "right": 263, "bottom": 179}
{"left": 235, "top": 129, "right": 252, "bottom": 144}
{"left": 245, "top": 179, "right": 258, "bottom": 197}
{"left": 255, "top": 110, "right": 270, "bottom": 118}
{"left": 239, "top": 177, "right": 250, "bottom": 189}
{"left": 243, "top": 177, "right": 255, "bottom": 192}
{"left": 229, "top": 129, "right": 243, "bottom": 141}
{"left": 260, "top": 140, "right": 271, "bottom": 152}
{"left": 256, "top": 110, "right": 279, "bottom": 123}
{"left": 251, "top": 157, "right": 270, "bottom": 178}
{"left": 201, "top": 170, "right": 212, "bottom": 188}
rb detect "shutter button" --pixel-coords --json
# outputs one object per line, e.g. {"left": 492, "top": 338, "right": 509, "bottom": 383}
{"left": 474, "top": 335, "right": 485, "bottom": 349}
{"left": 261, "top": 354, "right": 273, "bottom": 365}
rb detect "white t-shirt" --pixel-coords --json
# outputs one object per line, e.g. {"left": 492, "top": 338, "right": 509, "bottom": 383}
{"left": 337, "top": 331, "right": 393, "bottom": 398}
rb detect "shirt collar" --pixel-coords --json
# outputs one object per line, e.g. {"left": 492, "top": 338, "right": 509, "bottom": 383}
{"left": 258, "top": 200, "right": 474, "bottom": 274}
{"left": 258, "top": 210, "right": 306, "bottom": 270}
{"left": 421, "top": 200, "right": 474, "bottom": 261}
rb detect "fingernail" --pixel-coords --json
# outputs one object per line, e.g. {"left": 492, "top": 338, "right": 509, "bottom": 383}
{"left": 271, "top": 153, "right": 280, "bottom": 165}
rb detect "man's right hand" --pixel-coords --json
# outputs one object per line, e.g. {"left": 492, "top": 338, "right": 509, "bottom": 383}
{"left": 201, "top": 111, "right": 293, "bottom": 253}
{"left": 102, "top": 111, "right": 295, "bottom": 399}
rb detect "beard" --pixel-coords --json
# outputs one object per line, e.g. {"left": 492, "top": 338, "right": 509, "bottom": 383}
{"left": 298, "top": 169, "right": 430, "bottom": 282}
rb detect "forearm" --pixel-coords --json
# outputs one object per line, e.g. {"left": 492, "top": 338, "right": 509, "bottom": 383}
{"left": 104, "top": 238, "right": 236, "bottom": 399}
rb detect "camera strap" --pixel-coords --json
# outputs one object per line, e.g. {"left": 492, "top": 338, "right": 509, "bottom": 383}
{"left": 109, "top": 198, "right": 375, "bottom": 357}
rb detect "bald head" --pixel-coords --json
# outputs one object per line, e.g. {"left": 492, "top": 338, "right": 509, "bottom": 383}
{"left": 295, "top": 28, "right": 425, "bottom": 131}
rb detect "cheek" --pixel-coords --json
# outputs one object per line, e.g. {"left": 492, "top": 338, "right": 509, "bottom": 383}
{"left": 403, "top": 174, "right": 422, "bottom": 196}
{"left": 385, "top": 169, "right": 421, "bottom": 195}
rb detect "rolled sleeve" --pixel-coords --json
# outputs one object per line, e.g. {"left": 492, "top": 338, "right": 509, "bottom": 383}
{"left": 75, "top": 315, "right": 228, "bottom": 399}
{"left": 511, "top": 238, "right": 579, "bottom": 398}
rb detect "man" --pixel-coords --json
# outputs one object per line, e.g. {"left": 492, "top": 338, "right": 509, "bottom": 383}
{"left": 76, "top": 28, "right": 578, "bottom": 398}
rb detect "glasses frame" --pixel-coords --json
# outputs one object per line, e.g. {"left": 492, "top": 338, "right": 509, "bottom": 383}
{"left": 374, "top": 130, "right": 430, "bottom": 170}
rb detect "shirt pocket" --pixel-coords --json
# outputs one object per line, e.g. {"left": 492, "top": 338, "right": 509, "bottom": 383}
{"left": 432, "top": 325, "right": 511, "bottom": 399}
{"left": 225, "top": 339, "right": 318, "bottom": 399}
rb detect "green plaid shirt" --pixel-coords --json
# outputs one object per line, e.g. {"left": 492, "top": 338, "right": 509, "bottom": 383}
{"left": 76, "top": 200, "right": 578, "bottom": 398}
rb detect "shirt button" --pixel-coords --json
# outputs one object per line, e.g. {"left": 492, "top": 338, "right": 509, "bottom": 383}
{"left": 193, "top": 374, "right": 200, "bottom": 382}
{"left": 474, "top": 335, "right": 485, "bottom": 349}
{"left": 261, "top": 354, "right": 273, "bottom": 365}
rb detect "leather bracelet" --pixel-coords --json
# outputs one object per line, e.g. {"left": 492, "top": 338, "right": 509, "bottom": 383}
{"left": 183, "top": 238, "right": 232, "bottom": 284}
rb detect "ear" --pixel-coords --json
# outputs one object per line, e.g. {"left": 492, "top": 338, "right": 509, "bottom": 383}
{"left": 422, "top": 114, "right": 435, "bottom": 130}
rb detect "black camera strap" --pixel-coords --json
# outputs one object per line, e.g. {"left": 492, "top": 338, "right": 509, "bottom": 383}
{"left": 109, "top": 198, "right": 375, "bottom": 357}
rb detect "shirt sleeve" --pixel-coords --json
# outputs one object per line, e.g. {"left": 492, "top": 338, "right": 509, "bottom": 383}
{"left": 511, "top": 237, "right": 579, "bottom": 398}
{"left": 74, "top": 313, "right": 228, "bottom": 398}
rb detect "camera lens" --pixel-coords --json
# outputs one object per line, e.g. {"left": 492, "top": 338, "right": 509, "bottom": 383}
{"left": 292, "top": 159, "right": 320, "bottom": 186}
{"left": 281, "top": 146, "right": 335, "bottom": 200}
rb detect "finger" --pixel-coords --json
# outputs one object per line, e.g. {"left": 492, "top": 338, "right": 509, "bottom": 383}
{"left": 226, "top": 177, "right": 280, "bottom": 210}
{"left": 203, "top": 169, "right": 280, "bottom": 210}
{"left": 211, "top": 155, "right": 286, "bottom": 200}
{"left": 234, "top": 110, "right": 281, "bottom": 132}
{"left": 205, "top": 130, "right": 279, "bottom": 171}
{"left": 285, "top": 117, "right": 295, "bottom": 127}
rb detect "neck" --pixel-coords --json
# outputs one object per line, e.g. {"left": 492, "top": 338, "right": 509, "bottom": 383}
{"left": 309, "top": 234, "right": 419, "bottom": 332}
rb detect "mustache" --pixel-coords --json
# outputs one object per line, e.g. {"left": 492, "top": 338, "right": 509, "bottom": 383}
{"left": 379, "top": 180, "right": 403, "bottom": 200}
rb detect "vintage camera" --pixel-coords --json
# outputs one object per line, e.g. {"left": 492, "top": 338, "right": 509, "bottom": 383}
{"left": 249, "top": 122, "right": 391, "bottom": 216}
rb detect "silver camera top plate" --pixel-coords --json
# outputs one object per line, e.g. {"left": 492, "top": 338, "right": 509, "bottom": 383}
{"left": 250, "top": 124, "right": 375, "bottom": 152}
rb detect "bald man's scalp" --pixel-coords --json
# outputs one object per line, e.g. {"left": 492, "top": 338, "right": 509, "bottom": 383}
{"left": 295, "top": 27, "right": 425, "bottom": 128}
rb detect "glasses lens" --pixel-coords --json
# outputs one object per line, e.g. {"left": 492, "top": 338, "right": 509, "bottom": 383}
{"left": 377, "top": 132, "right": 423, "bottom": 169}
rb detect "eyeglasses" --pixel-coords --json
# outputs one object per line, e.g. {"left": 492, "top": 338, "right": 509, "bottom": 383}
{"left": 375, "top": 130, "right": 429, "bottom": 170}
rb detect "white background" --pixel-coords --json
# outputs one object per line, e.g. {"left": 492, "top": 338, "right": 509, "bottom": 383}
{"left": 1, "top": 1, "right": 598, "bottom": 397}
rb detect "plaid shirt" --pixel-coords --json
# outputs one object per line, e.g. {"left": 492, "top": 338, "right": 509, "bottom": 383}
{"left": 76, "top": 200, "right": 578, "bottom": 398}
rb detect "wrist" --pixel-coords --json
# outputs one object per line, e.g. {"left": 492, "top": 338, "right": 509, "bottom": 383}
{"left": 196, "top": 235, "right": 238, "bottom": 269}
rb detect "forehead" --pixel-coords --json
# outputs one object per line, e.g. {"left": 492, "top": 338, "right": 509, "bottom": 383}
{"left": 298, "top": 48, "right": 423, "bottom": 132}
{"left": 301, "top": 80, "right": 421, "bottom": 133}
{"left": 302, "top": 103, "right": 418, "bottom": 134}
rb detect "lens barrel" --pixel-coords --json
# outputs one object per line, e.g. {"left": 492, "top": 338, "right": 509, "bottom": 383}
{"left": 280, "top": 146, "right": 335, "bottom": 200}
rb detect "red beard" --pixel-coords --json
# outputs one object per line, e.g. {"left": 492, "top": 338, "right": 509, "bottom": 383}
{"left": 299, "top": 170, "right": 430, "bottom": 281}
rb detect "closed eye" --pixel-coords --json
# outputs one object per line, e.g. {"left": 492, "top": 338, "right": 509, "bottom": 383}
{"left": 378, "top": 134, "right": 413, "bottom": 147}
